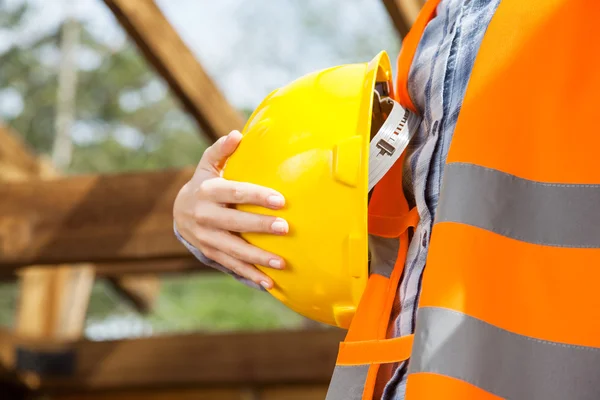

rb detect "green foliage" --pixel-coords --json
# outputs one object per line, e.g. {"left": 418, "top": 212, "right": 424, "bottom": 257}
{"left": 83, "top": 275, "right": 305, "bottom": 337}
{"left": 69, "top": 128, "right": 206, "bottom": 174}
{"left": 0, "top": 0, "right": 396, "bottom": 335}
{"left": 0, "top": 283, "right": 18, "bottom": 328}
{"left": 148, "top": 275, "right": 305, "bottom": 332}
{"left": 0, "top": 2, "right": 306, "bottom": 335}
{"left": 0, "top": 3, "right": 206, "bottom": 174}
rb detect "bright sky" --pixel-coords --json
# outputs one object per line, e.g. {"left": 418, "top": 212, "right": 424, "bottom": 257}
{"left": 0, "top": 0, "right": 400, "bottom": 339}
{"left": 1, "top": 0, "right": 399, "bottom": 110}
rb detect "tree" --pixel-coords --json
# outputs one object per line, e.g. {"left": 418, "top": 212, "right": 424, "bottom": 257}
{"left": 0, "top": 0, "right": 207, "bottom": 175}
{"left": 0, "top": 0, "right": 396, "bottom": 334}
{"left": 52, "top": 0, "right": 80, "bottom": 171}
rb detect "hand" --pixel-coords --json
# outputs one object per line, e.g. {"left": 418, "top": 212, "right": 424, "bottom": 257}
{"left": 173, "top": 130, "right": 287, "bottom": 289}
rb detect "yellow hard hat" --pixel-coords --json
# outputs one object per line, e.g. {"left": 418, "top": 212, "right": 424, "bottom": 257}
{"left": 223, "top": 51, "right": 415, "bottom": 329}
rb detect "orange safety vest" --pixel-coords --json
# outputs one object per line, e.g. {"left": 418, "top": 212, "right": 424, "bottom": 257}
{"left": 327, "top": 0, "right": 600, "bottom": 399}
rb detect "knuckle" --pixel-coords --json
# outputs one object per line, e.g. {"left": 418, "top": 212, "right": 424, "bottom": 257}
{"left": 231, "top": 186, "right": 245, "bottom": 202}
{"left": 195, "top": 233, "right": 210, "bottom": 247}
{"left": 215, "top": 135, "right": 227, "bottom": 147}
{"left": 192, "top": 227, "right": 210, "bottom": 246}
{"left": 227, "top": 216, "right": 244, "bottom": 232}
{"left": 202, "top": 247, "right": 217, "bottom": 260}
{"left": 260, "top": 216, "right": 273, "bottom": 232}
{"left": 202, "top": 144, "right": 217, "bottom": 160}
{"left": 251, "top": 189, "right": 264, "bottom": 205}
{"left": 212, "top": 136, "right": 227, "bottom": 151}
{"left": 227, "top": 262, "right": 242, "bottom": 276}
{"left": 193, "top": 206, "right": 210, "bottom": 225}
{"left": 196, "top": 243, "right": 208, "bottom": 254}
{"left": 259, "top": 252, "right": 273, "bottom": 266}
{"left": 229, "top": 243, "right": 250, "bottom": 261}
{"left": 197, "top": 179, "right": 215, "bottom": 199}
{"left": 229, "top": 247, "right": 242, "bottom": 260}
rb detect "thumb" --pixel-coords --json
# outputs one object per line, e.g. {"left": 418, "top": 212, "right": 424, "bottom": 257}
{"left": 200, "top": 130, "right": 243, "bottom": 173}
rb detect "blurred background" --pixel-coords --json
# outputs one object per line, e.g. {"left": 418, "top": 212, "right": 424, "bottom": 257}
{"left": 0, "top": 0, "right": 399, "bottom": 341}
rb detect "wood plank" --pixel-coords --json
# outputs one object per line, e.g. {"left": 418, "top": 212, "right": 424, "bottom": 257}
{"left": 104, "top": 0, "right": 244, "bottom": 141}
{"left": 52, "top": 386, "right": 329, "bottom": 400}
{"left": 0, "top": 124, "right": 46, "bottom": 182}
{"left": 52, "top": 389, "right": 245, "bottom": 400}
{"left": 31, "top": 329, "right": 343, "bottom": 392}
{"left": 0, "top": 168, "right": 194, "bottom": 268}
{"left": 106, "top": 275, "right": 161, "bottom": 314}
{"left": 15, "top": 266, "right": 95, "bottom": 342}
{"left": 12, "top": 266, "right": 96, "bottom": 393}
{"left": 260, "top": 385, "right": 329, "bottom": 400}
{"left": 1, "top": 123, "right": 164, "bottom": 314}
{"left": 0, "top": 258, "right": 210, "bottom": 282}
{"left": 1, "top": 123, "right": 96, "bottom": 375}
{"left": 93, "top": 258, "right": 208, "bottom": 277}
{"left": 0, "top": 330, "right": 35, "bottom": 395}
{"left": 0, "top": 328, "right": 14, "bottom": 368}
{"left": 381, "top": 0, "right": 423, "bottom": 38}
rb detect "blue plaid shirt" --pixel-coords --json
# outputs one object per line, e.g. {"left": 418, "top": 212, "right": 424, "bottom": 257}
{"left": 175, "top": 0, "right": 501, "bottom": 398}
{"left": 382, "top": 0, "right": 500, "bottom": 397}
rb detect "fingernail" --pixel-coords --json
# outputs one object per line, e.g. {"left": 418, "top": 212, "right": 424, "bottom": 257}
{"left": 267, "top": 195, "right": 285, "bottom": 207}
{"left": 224, "top": 130, "right": 241, "bottom": 145}
{"left": 271, "top": 218, "right": 288, "bottom": 234}
{"left": 268, "top": 259, "right": 283, "bottom": 269}
{"left": 260, "top": 280, "right": 272, "bottom": 290}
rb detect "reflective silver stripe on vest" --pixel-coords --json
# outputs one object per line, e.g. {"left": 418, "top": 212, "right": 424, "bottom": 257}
{"left": 409, "top": 307, "right": 600, "bottom": 400}
{"left": 436, "top": 162, "right": 600, "bottom": 247}
{"left": 368, "top": 235, "right": 400, "bottom": 278}
{"left": 326, "top": 365, "right": 368, "bottom": 400}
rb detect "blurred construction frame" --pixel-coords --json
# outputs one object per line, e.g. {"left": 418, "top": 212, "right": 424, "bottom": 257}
{"left": 0, "top": 0, "right": 424, "bottom": 399}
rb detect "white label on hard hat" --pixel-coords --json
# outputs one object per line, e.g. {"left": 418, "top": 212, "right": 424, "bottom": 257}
{"left": 368, "top": 100, "right": 421, "bottom": 192}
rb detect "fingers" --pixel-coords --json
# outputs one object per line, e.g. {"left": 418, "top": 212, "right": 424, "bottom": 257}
{"left": 181, "top": 129, "right": 288, "bottom": 290}
{"left": 199, "top": 229, "right": 286, "bottom": 271}
{"left": 195, "top": 204, "right": 289, "bottom": 235}
{"left": 200, "top": 130, "right": 243, "bottom": 172}
{"left": 199, "top": 178, "right": 285, "bottom": 209}
{"left": 203, "top": 245, "right": 274, "bottom": 289}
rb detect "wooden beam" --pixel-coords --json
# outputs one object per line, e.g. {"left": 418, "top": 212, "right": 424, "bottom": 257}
{"left": 0, "top": 124, "right": 160, "bottom": 333}
{"left": 0, "top": 168, "right": 194, "bottom": 268}
{"left": 0, "top": 258, "right": 210, "bottom": 282}
{"left": 1, "top": 123, "right": 96, "bottom": 376}
{"left": 104, "top": 0, "right": 244, "bottom": 141}
{"left": 13, "top": 266, "right": 96, "bottom": 392}
{"left": 53, "top": 389, "right": 249, "bottom": 400}
{"left": 15, "top": 266, "right": 95, "bottom": 342}
{"left": 381, "top": 0, "right": 424, "bottom": 38}
{"left": 0, "top": 328, "right": 14, "bottom": 369}
{"left": 260, "top": 386, "right": 329, "bottom": 400}
{"left": 52, "top": 386, "right": 329, "bottom": 400}
{"left": 6, "top": 329, "right": 344, "bottom": 393}
{"left": 93, "top": 258, "right": 208, "bottom": 277}
{"left": 0, "top": 329, "right": 37, "bottom": 395}
{"left": 0, "top": 124, "right": 48, "bottom": 182}
{"left": 106, "top": 275, "right": 161, "bottom": 314}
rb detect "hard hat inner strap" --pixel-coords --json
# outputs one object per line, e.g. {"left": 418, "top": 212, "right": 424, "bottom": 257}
{"left": 368, "top": 99, "right": 421, "bottom": 191}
